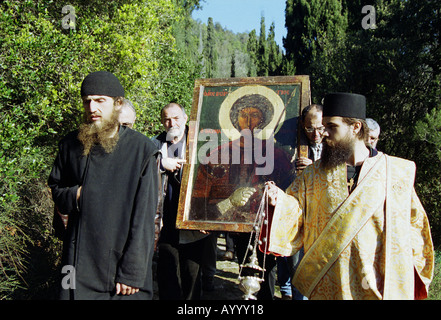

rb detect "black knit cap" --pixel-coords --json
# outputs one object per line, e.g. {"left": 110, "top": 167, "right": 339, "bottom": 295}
{"left": 80, "top": 71, "right": 125, "bottom": 97}
{"left": 323, "top": 92, "right": 366, "bottom": 120}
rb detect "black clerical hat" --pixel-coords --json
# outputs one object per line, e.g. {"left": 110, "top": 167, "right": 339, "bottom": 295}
{"left": 323, "top": 93, "right": 366, "bottom": 120}
{"left": 80, "top": 71, "right": 125, "bottom": 97}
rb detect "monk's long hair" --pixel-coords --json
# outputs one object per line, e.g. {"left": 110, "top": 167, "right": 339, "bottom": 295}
{"left": 342, "top": 118, "right": 369, "bottom": 142}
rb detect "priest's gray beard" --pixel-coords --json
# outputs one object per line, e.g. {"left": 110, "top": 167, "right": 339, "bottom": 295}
{"left": 320, "top": 132, "right": 354, "bottom": 170}
{"left": 78, "top": 107, "right": 120, "bottom": 156}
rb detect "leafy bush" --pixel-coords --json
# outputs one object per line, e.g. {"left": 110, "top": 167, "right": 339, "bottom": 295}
{"left": 0, "top": 0, "right": 200, "bottom": 299}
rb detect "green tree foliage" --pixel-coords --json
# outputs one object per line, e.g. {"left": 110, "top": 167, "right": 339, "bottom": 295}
{"left": 0, "top": 0, "right": 200, "bottom": 299}
{"left": 257, "top": 16, "right": 269, "bottom": 76}
{"left": 230, "top": 52, "right": 236, "bottom": 78}
{"left": 183, "top": 15, "right": 254, "bottom": 79}
{"left": 268, "top": 22, "right": 283, "bottom": 76}
{"left": 284, "top": 0, "right": 348, "bottom": 76}
{"left": 185, "top": 13, "right": 285, "bottom": 79}
{"left": 204, "top": 17, "right": 217, "bottom": 78}
{"left": 247, "top": 30, "right": 259, "bottom": 77}
{"left": 246, "top": 17, "right": 285, "bottom": 77}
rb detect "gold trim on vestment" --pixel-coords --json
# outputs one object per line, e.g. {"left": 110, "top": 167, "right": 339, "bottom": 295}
{"left": 292, "top": 154, "right": 386, "bottom": 297}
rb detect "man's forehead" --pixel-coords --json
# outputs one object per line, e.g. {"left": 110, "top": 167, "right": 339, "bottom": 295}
{"left": 323, "top": 116, "right": 345, "bottom": 125}
{"left": 306, "top": 108, "right": 322, "bottom": 118}
{"left": 304, "top": 110, "right": 323, "bottom": 123}
{"left": 82, "top": 95, "right": 113, "bottom": 101}
{"left": 120, "top": 106, "right": 135, "bottom": 117}
{"left": 162, "top": 106, "right": 185, "bottom": 118}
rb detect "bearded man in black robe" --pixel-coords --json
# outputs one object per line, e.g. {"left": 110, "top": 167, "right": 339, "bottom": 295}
{"left": 48, "top": 71, "right": 158, "bottom": 300}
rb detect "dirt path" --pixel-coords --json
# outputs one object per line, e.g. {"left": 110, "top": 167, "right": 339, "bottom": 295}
{"left": 200, "top": 236, "right": 244, "bottom": 300}
{"left": 153, "top": 235, "right": 282, "bottom": 300}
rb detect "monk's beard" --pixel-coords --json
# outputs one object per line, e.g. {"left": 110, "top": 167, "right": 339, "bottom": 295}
{"left": 78, "top": 108, "right": 120, "bottom": 156}
{"left": 320, "top": 134, "right": 354, "bottom": 170}
{"left": 166, "top": 127, "right": 185, "bottom": 142}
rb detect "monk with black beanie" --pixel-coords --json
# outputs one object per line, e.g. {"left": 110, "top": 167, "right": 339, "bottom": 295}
{"left": 48, "top": 71, "right": 159, "bottom": 300}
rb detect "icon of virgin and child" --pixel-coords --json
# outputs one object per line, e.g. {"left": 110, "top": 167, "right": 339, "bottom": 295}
{"left": 188, "top": 86, "right": 297, "bottom": 225}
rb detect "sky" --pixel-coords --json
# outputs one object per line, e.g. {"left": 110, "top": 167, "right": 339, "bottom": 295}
{"left": 192, "top": 0, "right": 287, "bottom": 48}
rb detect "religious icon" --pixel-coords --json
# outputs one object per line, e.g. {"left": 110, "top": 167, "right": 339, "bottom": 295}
{"left": 177, "top": 76, "right": 311, "bottom": 232}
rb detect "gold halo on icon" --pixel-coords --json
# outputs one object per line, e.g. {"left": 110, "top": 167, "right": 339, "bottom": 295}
{"left": 218, "top": 85, "right": 286, "bottom": 141}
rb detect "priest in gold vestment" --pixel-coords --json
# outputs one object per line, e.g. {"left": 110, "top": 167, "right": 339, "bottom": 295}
{"left": 265, "top": 93, "right": 434, "bottom": 300}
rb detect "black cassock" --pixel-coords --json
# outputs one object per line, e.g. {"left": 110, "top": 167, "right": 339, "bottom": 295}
{"left": 48, "top": 126, "right": 158, "bottom": 300}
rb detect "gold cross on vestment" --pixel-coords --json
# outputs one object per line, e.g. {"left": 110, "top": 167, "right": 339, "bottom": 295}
{"left": 348, "top": 178, "right": 355, "bottom": 190}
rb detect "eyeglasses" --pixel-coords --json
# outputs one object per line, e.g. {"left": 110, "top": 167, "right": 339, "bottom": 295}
{"left": 304, "top": 126, "right": 325, "bottom": 133}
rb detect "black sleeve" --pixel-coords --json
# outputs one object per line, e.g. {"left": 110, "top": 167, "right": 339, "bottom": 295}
{"left": 115, "top": 150, "right": 159, "bottom": 287}
{"left": 47, "top": 140, "right": 81, "bottom": 216}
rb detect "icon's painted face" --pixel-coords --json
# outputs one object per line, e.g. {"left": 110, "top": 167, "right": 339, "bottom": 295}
{"left": 238, "top": 107, "right": 263, "bottom": 131}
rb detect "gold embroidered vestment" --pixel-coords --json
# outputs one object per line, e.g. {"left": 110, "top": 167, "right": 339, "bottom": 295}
{"left": 268, "top": 153, "right": 434, "bottom": 299}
